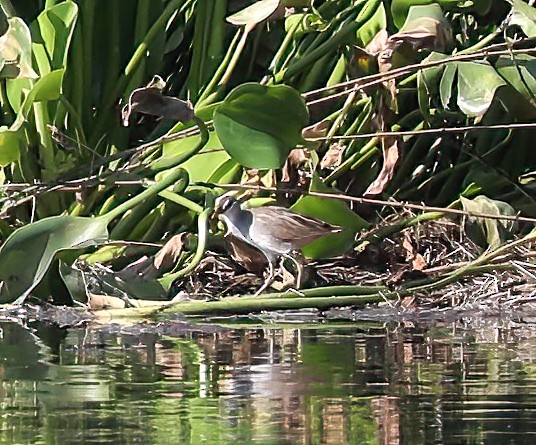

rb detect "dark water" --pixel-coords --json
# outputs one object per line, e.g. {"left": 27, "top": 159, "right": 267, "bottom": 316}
{"left": 0, "top": 311, "right": 535, "bottom": 444}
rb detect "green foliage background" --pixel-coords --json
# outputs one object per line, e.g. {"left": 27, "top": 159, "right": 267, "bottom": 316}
{"left": 0, "top": 0, "right": 535, "bottom": 303}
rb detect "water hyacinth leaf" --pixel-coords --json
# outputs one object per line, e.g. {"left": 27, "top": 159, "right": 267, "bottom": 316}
{"left": 439, "top": 61, "right": 456, "bottom": 108}
{"left": 291, "top": 176, "right": 368, "bottom": 259}
{"left": 356, "top": 2, "right": 387, "bottom": 46}
{"left": 0, "top": 127, "right": 20, "bottom": 166}
{"left": 165, "top": 131, "right": 233, "bottom": 183}
{"left": 214, "top": 83, "right": 309, "bottom": 169}
{"left": 285, "top": 13, "right": 327, "bottom": 37}
{"left": 0, "top": 215, "right": 110, "bottom": 304}
{"left": 0, "top": 17, "right": 37, "bottom": 79}
{"left": 391, "top": 4, "right": 451, "bottom": 52}
{"left": 391, "top": 0, "right": 471, "bottom": 29}
{"left": 460, "top": 195, "right": 517, "bottom": 249}
{"left": 226, "top": 0, "right": 280, "bottom": 27}
{"left": 508, "top": 0, "right": 536, "bottom": 37}
{"left": 11, "top": 69, "right": 65, "bottom": 130}
{"left": 36, "top": 0, "right": 78, "bottom": 69}
{"left": 418, "top": 52, "right": 448, "bottom": 117}
{"left": 495, "top": 54, "right": 536, "bottom": 103}
{"left": 457, "top": 61, "right": 506, "bottom": 117}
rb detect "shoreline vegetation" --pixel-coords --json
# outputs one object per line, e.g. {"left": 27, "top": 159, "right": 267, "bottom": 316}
{"left": 0, "top": 0, "right": 534, "bottom": 320}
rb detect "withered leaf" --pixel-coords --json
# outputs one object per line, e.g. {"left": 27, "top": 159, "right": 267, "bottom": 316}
{"left": 117, "top": 234, "right": 186, "bottom": 281}
{"left": 122, "top": 75, "right": 194, "bottom": 126}
{"left": 320, "top": 143, "right": 345, "bottom": 169}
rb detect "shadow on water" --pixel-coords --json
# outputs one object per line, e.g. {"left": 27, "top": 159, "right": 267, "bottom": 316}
{"left": 0, "top": 309, "right": 535, "bottom": 444}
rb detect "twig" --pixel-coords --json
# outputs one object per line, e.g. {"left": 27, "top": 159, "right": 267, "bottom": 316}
{"left": 306, "top": 122, "right": 536, "bottom": 141}
{"left": 205, "top": 183, "right": 536, "bottom": 224}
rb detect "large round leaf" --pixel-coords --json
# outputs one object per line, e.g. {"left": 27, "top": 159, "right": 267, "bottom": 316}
{"left": 213, "top": 83, "right": 309, "bottom": 169}
{"left": 291, "top": 176, "right": 369, "bottom": 259}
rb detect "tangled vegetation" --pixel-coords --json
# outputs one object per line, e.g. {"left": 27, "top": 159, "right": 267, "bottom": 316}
{"left": 0, "top": 0, "right": 534, "bottom": 315}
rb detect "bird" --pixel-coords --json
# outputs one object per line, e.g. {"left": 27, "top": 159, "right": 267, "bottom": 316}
{"left": 217, "top": 196, "right": 342, "bottom": 295}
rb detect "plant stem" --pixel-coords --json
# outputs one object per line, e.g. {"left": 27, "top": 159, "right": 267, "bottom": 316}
{"left": 89, "top": 0, "right": 186, "bottom": 146}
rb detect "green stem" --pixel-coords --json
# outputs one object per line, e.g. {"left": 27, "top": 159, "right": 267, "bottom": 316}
{"left": 0, "top": 0, "right": 16, "bottom": 17}
{"left": 159, "top": 207, "right": 211, "bottom": 287}
{"left": 274, "top": 0, "right": 380, "bottom": 83}
{"left": 158, "top": 190, "right": 204, "bottom": 214}
{"left": 196, "top": 29, "right": 241, "bottom": 106}
{"left": 102, "top": 116, "right": 208, "bottom": 223}
{"left": 159, "top": 292, "right": 389, "bottom": 316}
{"left": 219, "top": 23, "right": 254, "bottom": 86}
{"left": 149, "top": 115, "right": 210, "bottom": 172}
{"left": 89, "top": 0, "right": 185, "bottom": 145}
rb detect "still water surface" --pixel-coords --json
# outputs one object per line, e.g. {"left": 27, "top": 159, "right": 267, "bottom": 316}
{"left": 0, "top": 311, "right": 535, "bottom": 444}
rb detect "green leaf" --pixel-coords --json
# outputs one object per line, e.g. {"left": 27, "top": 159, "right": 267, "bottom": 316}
{"left": 36, "top": 0, "right": 78, "bottom": 69}
{"left": 356, "top": 2, "right": 387, "bottom": 46}
{"left": 457, "top": 61, "right": 506, "bottom": 117}
{"left": 391, "top": 0, "right": 474, "bottom": 29}
{"left": 0, "top": 17, "right": 38, "bottom": 79}
{"left": 214, "top": 83, "right": 309, "bottom": 169}
{"left": 418, "top": 52, "right": 448, "bottom": 117}
{"left": 164, "top": 131, "right": 236, "bottom": 183}
{"left": 11, "top": 68, "right": 65, "bottom": 130}
{"left": 460, "top": 195, "right": 517, "bottom": 249}
{"left": 439, "top": 61, "right": 456, "bottom": 108}
{"left": 0, "top": 127, "right": 20, "bottom": 166}
{"left": 0, "top": 215, "right": 109, "bottom": 304}
{"left": 508, "top": 0, "right": 536, "bottom": 37}
{"left": 291, "top": 176, "right": 369, "bottom": 259}
{"left": 226, "top": 0, "right": 280, "bottom": 27}
{"left": 496, "top": 54, "right": 536, "bottom": 103}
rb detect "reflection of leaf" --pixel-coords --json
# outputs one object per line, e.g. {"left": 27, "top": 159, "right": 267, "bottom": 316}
{"left": 214, "top": 83, "right": 309, "bottom": 169}
{"left": 460, "top": 195, "right": 517, "bottom": 249}
{"left": 508, "top": 0, "right": 536, "bottom": 37}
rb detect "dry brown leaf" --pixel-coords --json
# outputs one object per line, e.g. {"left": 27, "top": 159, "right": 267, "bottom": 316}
{"left": 226, "top": 235, "right": 268, "bottom": 275}
{"left": 401, "top": 232, "right": 427, "bottom": 271}
{"left": 281, "top": 148, "right": 308, "bottom": 183}
{"left": 302, "top": 119, "right": 332, "bottom": 139}
{"left": 364, "top": 136, "right": 400, "bottom": 195}
{"left": 365, "top": 98, "right": 400, "bottom": 195}
{"left": 89, "top": 293, "right": 128, "bottom": 310}
{"left": 320, "top": 143, "right": 345, "bottom": 169}
{"left": 117, "top": 234, "right": 186, "bottom": 281}
{"left": 388, "top": 17, "right": 452, "bottom": 53}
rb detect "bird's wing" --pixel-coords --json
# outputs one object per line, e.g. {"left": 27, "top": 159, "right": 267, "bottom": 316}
{"left": 251, "top": 207, "right": 340, "bottom": 246}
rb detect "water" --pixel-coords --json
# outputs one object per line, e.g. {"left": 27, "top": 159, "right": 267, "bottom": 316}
{"left": 0, "top": 312, "right": 535, "bottom": 444}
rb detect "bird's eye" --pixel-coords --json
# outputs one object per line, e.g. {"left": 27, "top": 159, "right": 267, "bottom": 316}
{"left": 220, "top": 197, "right": 234, "bottom": 212}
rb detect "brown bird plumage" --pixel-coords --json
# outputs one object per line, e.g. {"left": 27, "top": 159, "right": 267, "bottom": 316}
{"left": 218, "top": 196, "right": 341, "bottom": 294}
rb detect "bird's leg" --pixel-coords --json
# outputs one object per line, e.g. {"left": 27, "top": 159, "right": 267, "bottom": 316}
{"left": 254, "top": 255, "right": 276, "bottom": 296}
{"left": 284, "top": 254, "right": 304, "bottom": 289}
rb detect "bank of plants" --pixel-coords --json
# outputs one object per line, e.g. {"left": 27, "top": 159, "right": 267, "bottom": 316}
{"left": 0, "top": 0, "right": 534, "bottom": 315}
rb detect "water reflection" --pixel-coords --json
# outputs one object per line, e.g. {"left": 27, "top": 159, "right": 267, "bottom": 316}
{"left": 0, "top": 315, "right": 535, "bottom": 444}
